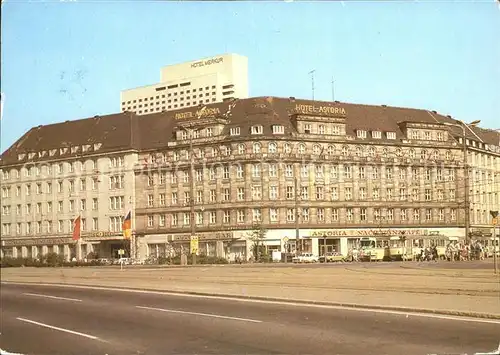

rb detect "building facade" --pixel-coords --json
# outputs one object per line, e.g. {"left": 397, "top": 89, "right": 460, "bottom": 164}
{"left": 0, "top": 114, "right": 139, "bottom": 260}
{"left": 120, "top": 53, "right": 248, "bottom": 116}
{"left": 133, "top": 97, "right": 500, "bottom": 261}
{"left": 1, "top": 97, "right": 499, "bottom": 261}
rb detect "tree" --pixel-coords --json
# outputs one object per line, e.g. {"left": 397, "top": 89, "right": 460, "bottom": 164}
{"left": 247, "top": 224, "right": 267, "bottom": 262}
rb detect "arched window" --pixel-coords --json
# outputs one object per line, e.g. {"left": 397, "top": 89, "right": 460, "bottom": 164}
{"left": 268, "top": 142, "right": 278, "bottom": 154}
{"left": 253, "top": 142, "right": 262, "bottom": 154}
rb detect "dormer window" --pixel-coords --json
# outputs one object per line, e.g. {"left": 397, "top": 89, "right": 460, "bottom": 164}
{"left": 251, "top": 125, "right": 263, "bottom": 135}
{"left": 94, "top": 143, "right": 102, "bottom": 151}
{"left": 304, "top": 124, "right": 311, "bottom": 134}
{"left": 230, "top": 127, "right": 240, "bottom": 136}
{"left": 472, "top": 141, "right": 476, "bottom": 147}
{"left": 206, "top": 128, "right": 213, "bottom": 137}
{"left": 424, "top": 131, "right": 431, "bottom": 140}
{"left": 193, "top": 130, "right": 200, "bottom": 139}
{"left": 28, "top": 152, "right": 36, "bottom": 159}
{"left": 70, "top": 146, "right": 79, "bottom": 154}
{"left": 371, "top": 131, "right": 382, "bottom": 139}
{"left": 386, "top": 132, "right": 396, "bottom": 140}
{"left": 357, "top": 130, "right": 367, "bottom": 139}
{"left": 181, "top": 131, "right": 188, "bottom": 140}
{"left": 82, "top": 145, "right": 91, "bottom": 152}
{"left": 437, "top": 132, "right": 444, "bottom": 141}
{"left": 60, "top": 147, "right": 68, "bottom": 155}
{"left": 49, "top": 149, "right": 57, "bottom": 156}
{"left": 272, "top": 125, "right": 284, "bottom": 135}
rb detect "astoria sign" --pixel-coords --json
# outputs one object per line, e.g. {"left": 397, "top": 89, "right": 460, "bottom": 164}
{"left": 310, "top": 229, "right": 425, "bottom": 238}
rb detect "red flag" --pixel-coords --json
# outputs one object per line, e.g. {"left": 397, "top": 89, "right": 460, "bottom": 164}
{"left": 72, "top": 216, "right": 81, "bottom": 241}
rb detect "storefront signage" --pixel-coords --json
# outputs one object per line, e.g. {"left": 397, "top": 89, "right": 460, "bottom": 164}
{"left": 191, "top": 56, "right": 224, "bottom": 68}
{"left": 310, "top": 229, "right": 425, "bottom": 238}
{"left": 175, "top": 107, "right": 221, "bottom": 120}
{"left": 2, "top": 237, "right": 74, "bottom": 247}
{"left": 294, "top": 104, "right": 346, "bottom": 116}
{"left": 82, "top": 231, "right": 122, "bottom": 241}
{"left": 171, "top": 232, "right": 234, "bottom": 242}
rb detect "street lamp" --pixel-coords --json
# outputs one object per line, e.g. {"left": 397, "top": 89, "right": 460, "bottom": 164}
{"left": 441, "top": 119, "right": 481, "bottom": 242}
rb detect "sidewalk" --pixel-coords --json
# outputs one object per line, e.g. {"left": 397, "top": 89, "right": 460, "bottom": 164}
{"left": 2, "top": 265, "right": 499, "bottom": 318}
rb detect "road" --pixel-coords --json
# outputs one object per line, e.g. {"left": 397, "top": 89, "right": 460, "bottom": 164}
{"left": 1, "top": 283, "right": 499, "bottom": 355}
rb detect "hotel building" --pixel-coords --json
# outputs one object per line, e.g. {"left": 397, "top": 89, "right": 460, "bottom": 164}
{"left": 1, "top": 97, "right": 499, "bottom": 261}
{"left": 120, "top": 53, "right": 249, "bottom": 116}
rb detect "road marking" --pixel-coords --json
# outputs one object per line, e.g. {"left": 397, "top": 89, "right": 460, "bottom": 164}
{"left": 16, "top": 318, "right": 99, "bottom": 340}
{"left": 136, "top": 305, "right": 262, "bottom": 323}
{"left": 23, "top": 293, "right": 82, "bottom": 302}
{"left": 4, "top": 282, "right": 499, "bottom": 325}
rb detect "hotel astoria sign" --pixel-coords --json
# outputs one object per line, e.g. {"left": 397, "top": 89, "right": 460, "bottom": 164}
{"left": 2, "top": 237, "right": 74, "bottom": 247}
{"left": 294, "top": 104, "right": 347, "bottom": 116}
{"left": 310, "top": 229, "right": 426, "bottom": 238}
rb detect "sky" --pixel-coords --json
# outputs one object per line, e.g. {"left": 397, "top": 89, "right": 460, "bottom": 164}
{"left": 1, "top": 0, "right": 499, "bottom": 152}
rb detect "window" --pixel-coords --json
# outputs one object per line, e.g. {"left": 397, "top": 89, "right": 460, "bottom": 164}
{"left": 237, "top": 187, "right": 245, "bottom": 201}
{"left": 269, "top": 208, "right": 278, "bottom": 222}
{"left": 285, "top": 164, "right": 293, "bottom": 178}
{"left": 359, "top": 187, "right": 366, "bottom": 200}
{"left": 269, "top": 185, "right": 278, "bottom": 200}
{"left": 80, "top": 199, "right": 86, "bottom": 211}
{"left": 360, "top": 208, "right": 367, "bottom": 221}
{"left": 357, "top": 130, "right": 367, "bottom": 138}
{"left": 346, "top": 208, "right": 353, "bottom": 221}
{"left": 331, "top": 187, "right": 338, "bottom": 200}
{"left": 253, "top": 143, "right": 261, "bottom": 154}
{"left": 372, "top": 188, "right": 379, "bottom": 200}
{"left": 272, "top": 125, "right": 284, "bottom": 134}
{"left": 230, "top": 127, "right": 240, "bottom": 136}
{"left": 209, "top": 168, "right": 216, "bottom": 180}
{"left": 251, "top": 208, "right": 261, "bottom": 222}
{"left": 209, "top": 190, "right": 216, "bottom": 202}
{"left": 220, "top": 188, "right": 229, "bottom": 201}
{"left": 209, "top": 211, "right": 217, "bottom": 224}
{"left": 196, "top": 212, "right": 203, "bottom": 225}
{"left": 371, "top": 167, "right": 379, "bottom": 179}
{"left": 358, "top": 167, "right": 365, "bottom": 179}
{"left": 386, "top": 167, "right": 393, "bottom": 179}
{"left": 372, "top": 131, "right": 382, "bottom": 139}
{"left": 315, "top": 164, "right": 324, "bottom": 178}
{"left": 251, "top": 186, "right": 261, "bottom": 200}
{"left": 286, "top": 186, "right": 294, "bottom": 199}
{"left": 147, "top": 215, "right": 154, "bottom": 227}
{"left": 449, "top": 189, "right": 456, "bottom": 200}
{"left": 268, "top": 164, "right": 277, "bottom": 178}
{"left": 387, "top": 208, "right": 394, "bottom": 221}
{"left": 304, "top": 124, "right": 312, "bottom": 134}
{"left": 286, "top": 208, "right": 295, "bottom": 222}
{"left": 425, "top": 189, "right": 431, "bottom": 201}
{"left": 268, "top": 142, "right": 278, "bottom": 154}
{"left": 251, "top": 125, "right": 263, "bottom": 135}
{"left": 386, "top": 188, "right": 393, "bottom": 200}
{"left": 284, "top": 143, "right": 292, "bottom": 154}
{"left": 344, "top": 165, "right": 352, "bottom": 179}
{"left": 298, "top": 144, "right": 306, "bottom": 154}
{"left": 301, "top": 186, "right": 309, "bottom": 200}
{"left": 223, "top": 210, "right": 231, "bottom": 223}
{"left": 317, "top": 208, "right": 325, "bottom": 222}
{"left": 237, "top": 144, "right": 245, "bottom": 155}
{"left": 237, "top": 210, "right": 245, "bottom": 223}
{"left": 413, "top": 209, "right": 420, "bottom": 221}
{"left": 318, "top": 125, "right": 325, "bottom": 135}
{"left": 426, "top": 209, "right": 432, "bottom": 221}
{"left": 301, "top": 165, "right": 309, "bottom": 178}
{"left": 301, "top": 208, "right": 309, "bottom": 222}
{"left": 315, "top": 186, "right": 324, "bottom": 200}
{"left": 451, "top": 209, "right": 456, "bottom": 220}
{"left": 330, "top": 166, "right": 339, "bottom": 179}
{"left": 236, "top": 165, "right": 244, "bottom": 179}
{"left": 345, "top": 187, "right": 352, "bottom": 200}
{"left": 313, "top": 145, "right": 321, "bottom": 155}
{"left": 386, "top": 132, "right": 396, "bottom": 140}
{"left": 223, "top": 166, "right": 230, "bottom": 179}
{"left": 252, "top": 164, "right": 261, "bottom": 178}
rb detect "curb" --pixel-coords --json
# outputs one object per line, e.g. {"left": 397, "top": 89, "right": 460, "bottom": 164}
{"left": 3, "top": 280, "right": 499, "bottom": 321}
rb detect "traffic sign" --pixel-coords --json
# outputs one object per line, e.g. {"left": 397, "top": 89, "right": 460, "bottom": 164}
{"left": 190, "top": 235, "right": 199, "bottom": 254}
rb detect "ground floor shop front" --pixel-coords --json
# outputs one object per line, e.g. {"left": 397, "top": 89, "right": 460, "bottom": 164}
{"left": 138, "top": 226, "right": 466, "bottom": 262}
{"left": 0, "top": 232, "right": 132, "bottom": 261}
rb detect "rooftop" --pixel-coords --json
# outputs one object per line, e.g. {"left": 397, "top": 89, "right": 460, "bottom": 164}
{"left": 1, "top": 96, "right": 498, "bottom": 167}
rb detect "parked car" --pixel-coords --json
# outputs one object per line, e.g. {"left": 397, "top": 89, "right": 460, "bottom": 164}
{"left": 292, "top": 253, "right": 319, "bottom": 263}
{"left": 319, "top": 252, "right": 346, "bottom": 263}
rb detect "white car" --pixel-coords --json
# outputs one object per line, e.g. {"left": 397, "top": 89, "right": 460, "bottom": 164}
{"left": 292, "top": 253, "right": 319, "bottom": 263}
